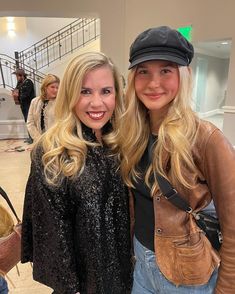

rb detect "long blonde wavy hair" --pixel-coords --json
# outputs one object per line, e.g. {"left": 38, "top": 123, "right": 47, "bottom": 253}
{"left": 33, "top": 52, "right": 124, "bottom": 186}
{"left": 40, "top": 74, "right": 60, "bottom": 101}
{"left": 117, "top": 65, "right": 199, "bottom": 195}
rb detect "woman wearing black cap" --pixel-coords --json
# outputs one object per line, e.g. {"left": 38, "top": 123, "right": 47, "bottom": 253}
{"left": 115, "top": 26, "right": 235, "bottom": 293}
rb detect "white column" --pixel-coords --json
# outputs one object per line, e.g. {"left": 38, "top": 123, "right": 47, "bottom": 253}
{"left": 99, "top": 0, "right": 126, "bottom": 75}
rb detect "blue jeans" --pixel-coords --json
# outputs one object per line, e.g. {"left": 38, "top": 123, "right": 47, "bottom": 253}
{"left": 0, "top": 276, "right": 8, "bottom": 294}
{"left": 132, "top": 236, "right": 218, "bottom": 294}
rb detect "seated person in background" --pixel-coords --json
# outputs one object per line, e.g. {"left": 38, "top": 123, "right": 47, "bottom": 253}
{"left": 27, "top": 74, "right": 60, "bottom": 142}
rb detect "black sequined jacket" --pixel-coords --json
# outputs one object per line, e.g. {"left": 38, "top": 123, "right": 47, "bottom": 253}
{"left": 21, "top": 125, "right": 132, "bottom": 294}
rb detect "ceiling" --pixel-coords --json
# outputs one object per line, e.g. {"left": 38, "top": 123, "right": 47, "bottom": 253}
{"left": 194, "top": 39, "right": 232, "bottom": 59}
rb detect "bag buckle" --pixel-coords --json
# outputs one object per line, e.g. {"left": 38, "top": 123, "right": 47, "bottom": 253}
{"left": 186, "top": 207, "right": 193, "bottom": 214}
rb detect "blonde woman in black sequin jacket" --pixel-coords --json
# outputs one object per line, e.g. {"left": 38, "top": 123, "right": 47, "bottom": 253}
{"left": 21, "top": 52, "right": 132, "bottom": 294}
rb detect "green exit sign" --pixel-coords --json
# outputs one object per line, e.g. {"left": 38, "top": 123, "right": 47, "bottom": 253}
{"left": 177, "top": 26, "right": 192, "bottom": 41}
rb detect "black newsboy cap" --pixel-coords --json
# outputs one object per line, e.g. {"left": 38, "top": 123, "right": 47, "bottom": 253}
{"left": 129, "top": 26, "right": 194, "bottom": 69}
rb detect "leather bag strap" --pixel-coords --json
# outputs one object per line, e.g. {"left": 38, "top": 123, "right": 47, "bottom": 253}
{"left": 156, "top": 174, "right": 192, "bottom": 213}
{"left": 0, "top": 186, "right": 21, "bottom": 223}
{"left": 146, "top": 134, "right": 192, "bottom": 213}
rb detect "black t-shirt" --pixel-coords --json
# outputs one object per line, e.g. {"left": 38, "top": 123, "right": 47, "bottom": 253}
{"left": 131, "top": 135, "right": 156, "bottom": 251}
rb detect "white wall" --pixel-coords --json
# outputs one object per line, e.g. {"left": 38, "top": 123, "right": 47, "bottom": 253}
{"left": 191, "top": 53, "right": 229, "bottom": 114}
{"left": 204, "top": 56, "right": 229, "bottom": 112}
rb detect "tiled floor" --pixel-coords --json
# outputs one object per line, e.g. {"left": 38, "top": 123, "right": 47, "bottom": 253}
{"left": 0, "top": 114, "right": 225, "bottom": 293}
{"left": 0, "top": 139, "right": 52, "bottom": 293}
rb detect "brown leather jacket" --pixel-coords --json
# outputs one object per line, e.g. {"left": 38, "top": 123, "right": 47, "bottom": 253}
{"left": 130, "top": 120, "right": 235, "bottom": 293}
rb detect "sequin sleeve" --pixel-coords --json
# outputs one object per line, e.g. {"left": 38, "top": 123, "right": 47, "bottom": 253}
{"left": 21, "top": 148, "right": 80, "bottom": 294}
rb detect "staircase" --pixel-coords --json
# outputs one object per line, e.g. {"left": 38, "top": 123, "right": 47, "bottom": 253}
{"left": 0, "top": 54, "right": 45, "bottom": 93}
{"left": 16, "top": 18, "right": 100, "bottom": 71}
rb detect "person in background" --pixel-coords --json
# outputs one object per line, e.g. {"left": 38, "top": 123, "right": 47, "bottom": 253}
{"left": 0, "top": 276, "right": 8, "bottom": 294}
{"left": 116, "top": 26, "right": 235, "bottom": 293}
{"left": 27, "top": 74, "right": 60, "bottom": 143}
{"left": 12, "top": 68, "right": 35, "bottom": 144}
{"left": 21, "top": 52, "right": 132, "bottom": 294}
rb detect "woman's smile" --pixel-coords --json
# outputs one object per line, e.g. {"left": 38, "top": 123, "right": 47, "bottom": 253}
{"left": 87, "top": 111, "right": 105, "bottom": 120}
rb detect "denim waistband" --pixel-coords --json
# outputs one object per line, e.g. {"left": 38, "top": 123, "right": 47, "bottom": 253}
{"left": 134, "top": 235, "right": 156, "bottom": 262}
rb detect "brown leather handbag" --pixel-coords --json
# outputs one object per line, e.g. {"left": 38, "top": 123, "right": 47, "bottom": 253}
{"left": 0, "top": 187, "right": 22, "bottom": 276}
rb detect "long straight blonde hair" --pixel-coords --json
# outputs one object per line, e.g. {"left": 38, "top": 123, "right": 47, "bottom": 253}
{"left": 33, "top": 52, "right": 124, "bottom": 186}
{"left": 117, "top": 65, "right": 199, "bottom": 195}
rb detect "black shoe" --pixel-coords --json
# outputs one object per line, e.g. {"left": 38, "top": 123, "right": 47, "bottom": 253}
{"left": 24, "top": 138, "right": 33, "bottom": 144}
